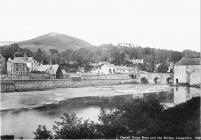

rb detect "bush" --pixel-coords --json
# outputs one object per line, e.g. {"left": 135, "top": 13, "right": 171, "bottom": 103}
{"left": 33, "top": 125, "right": 53, "bottom": 139}
{"left": 33, "top": 97, "right": 200, "bottom": 139}
{"left": 53, "top": 113, "right": 102, "bottom": 139}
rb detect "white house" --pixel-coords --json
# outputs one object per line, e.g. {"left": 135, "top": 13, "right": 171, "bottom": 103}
{"left": 100, "top": 64, "right": 116, "bottom": 74}
{"left": 128, "top": 59, "right": 144, "bottom": 64}
{"left": 174, "top": 57, "right": 200, "bottom": 85}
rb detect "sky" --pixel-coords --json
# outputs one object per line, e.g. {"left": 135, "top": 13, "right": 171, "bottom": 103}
{"left": 0, "top": 0, "right": 200, "bottom": 52}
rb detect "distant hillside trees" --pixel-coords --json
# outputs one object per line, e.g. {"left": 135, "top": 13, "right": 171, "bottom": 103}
{"left": 0, "top": 43, "right": 33, "bottom": 60}
{"left": 157, "top": 63, "right": 169, "bottom": 73}
{"left": 1, "top": 43, "right": 199, "bottom": 72}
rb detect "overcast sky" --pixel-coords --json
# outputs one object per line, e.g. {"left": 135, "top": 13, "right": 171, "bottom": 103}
{"left": 0, "top": 0, "right": 200, "bottom": 51}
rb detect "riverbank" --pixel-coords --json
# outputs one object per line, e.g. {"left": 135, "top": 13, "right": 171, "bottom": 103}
{"left": 1, "top": 84, "right": 172, "bottom": 111}
{"left": 0, "top": 79, "right": 137, "bottom": 93}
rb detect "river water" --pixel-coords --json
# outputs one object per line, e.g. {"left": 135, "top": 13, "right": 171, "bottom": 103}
{"left": 0, "top": 84, "right": 200, "bottom": 139}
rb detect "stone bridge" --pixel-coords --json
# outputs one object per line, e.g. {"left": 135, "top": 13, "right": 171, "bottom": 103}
{"left": 137, "top": 73, "right": 172, "bottom": 84}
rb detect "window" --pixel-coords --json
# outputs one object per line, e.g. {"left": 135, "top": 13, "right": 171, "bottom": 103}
{"left": 15, "top": 64, "right": 18, "bottom": 71}
{"left": 109, "top": 69, "right": 112, "bottom": 73}
{"left": 23, "top": 64, "right": 26, "bottom": 71}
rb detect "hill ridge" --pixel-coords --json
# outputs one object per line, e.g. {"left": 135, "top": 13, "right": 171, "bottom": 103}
{"left": 18, "top": 33, "right": 92, "bottom": 52}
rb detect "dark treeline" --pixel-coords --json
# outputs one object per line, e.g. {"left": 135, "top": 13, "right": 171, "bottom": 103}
{"left": 33, "top": 96, "right": 200, "bottom": 139}
{"left": 0, "top": 43, "right": 200, "bottom": 72}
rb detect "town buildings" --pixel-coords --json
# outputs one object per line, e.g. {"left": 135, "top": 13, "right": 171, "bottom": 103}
{"left": 6, "top": 52, "right": 67, "bottom": 79}
{"left": 90, "top": 63, "right": 138, "bottom": 75}
{"left": 128, "top": 59, "right": 144, "bottom": 64}
{"left": 174, "top": 57, "right": 201, "bottom": 85}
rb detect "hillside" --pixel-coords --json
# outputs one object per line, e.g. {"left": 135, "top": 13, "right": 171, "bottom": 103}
{"left": 18, "top": 33, "right": 92, "bottom": 52}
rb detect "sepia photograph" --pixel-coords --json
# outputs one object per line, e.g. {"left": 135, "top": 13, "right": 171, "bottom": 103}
{"left": 0, "top": 0, "right": 200, "bottom": 139}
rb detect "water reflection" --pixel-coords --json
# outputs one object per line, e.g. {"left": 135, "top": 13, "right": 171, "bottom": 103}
{"left": 1, "top": 85, "right": 200, "bottom": 138}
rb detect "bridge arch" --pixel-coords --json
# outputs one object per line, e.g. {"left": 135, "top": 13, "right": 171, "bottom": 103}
{"left": 166, "top": 77, "right": 171, "bottom": 84}
{"left": 140, "top": 77, "right": 149, "bottom": 84}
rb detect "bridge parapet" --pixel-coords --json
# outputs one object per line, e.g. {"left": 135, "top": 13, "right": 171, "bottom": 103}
{"left": 137, "top": 73, "right": 171, "bottom": 84}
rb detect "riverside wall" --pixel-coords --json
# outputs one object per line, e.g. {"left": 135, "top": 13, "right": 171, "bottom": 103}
{"left": 0, "top": 78, "right": 137, "bottom": 93}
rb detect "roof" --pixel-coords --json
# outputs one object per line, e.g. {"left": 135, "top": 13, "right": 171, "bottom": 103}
{"left": 175, "top": 57, "right": 200, "bottom": 66}
{"left": 61, "top": 69, "right": 67, "bottom": 75}
{"left": 8, "top": 57, "right": 35, "bottom": 63}
{"left": 101, "top": 64, "right": 115, "bottom": 68}
{"left": 0, "top": 55, "right": 5, "bottom": 60}
{"left": 36, "top": 64, "right": 59, "bottom": 74}
{"left": 91, "top": 68, "right": 100, "bottom": 71}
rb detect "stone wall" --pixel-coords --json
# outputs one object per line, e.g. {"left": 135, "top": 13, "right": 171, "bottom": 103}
{"left": 190, "top": 68, "right": 201, "bottom": 85}
{"left": 0, "top": 79, "right": 136, "bottom": 93}
{"left": 81, "top": 73, "right": 131, "bottom": 80}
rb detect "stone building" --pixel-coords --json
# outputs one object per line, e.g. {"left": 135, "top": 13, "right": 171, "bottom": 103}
{"left": 0, "top": 55, "right": 6, "bottom": 73}
{"left": 36, "top": 64, "right": 62, "bottom": 78}
{"left": 174, "top": 57, "right": 200, "bottom": 85}
{"left": 7, "top": 53, "right": 37, "bottom": 75}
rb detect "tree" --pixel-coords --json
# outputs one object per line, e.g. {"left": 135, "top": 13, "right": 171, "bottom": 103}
{"left": 157, "top": 63, "right": 168, "bottom": 73}
{"left": 49, "top": 49, "right": 59, "bottom": 55}
{"left": 33, "top": 97, "right": 200, "bottom": 139}
{"left": 182, "top": 50, "right": 200, "bottom": 58}
{"left": 33, "top": 125, "right": 53, "bottom": 139}
{"left": 119, "top": 97, "right": 163, "bottom": 137}
{"left": 52, "top": 113, "right": 100, "bottom": 139}
{"left": 170, "top": 51, "right": 184, "bottom": 63}
{"left": 98, "top": 109, "right": 128, "bottom": 138}
{"left": 34, "top": 48, "right": 43, "bottom": 63}
{"left": 33, "top": 48, "right": 50, "bottom": 64}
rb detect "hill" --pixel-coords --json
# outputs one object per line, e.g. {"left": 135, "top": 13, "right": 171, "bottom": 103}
{"left": 18, "top": 33, "right": 92, "bottom": 52}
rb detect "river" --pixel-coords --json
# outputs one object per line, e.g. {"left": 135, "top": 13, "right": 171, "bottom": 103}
{"left": 0, "top": 84, "right": 200, "bottom": 139}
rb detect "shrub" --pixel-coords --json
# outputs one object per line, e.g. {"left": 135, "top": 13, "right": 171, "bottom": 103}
{"left": 33, "top": 125, "right": 53, "bottom": 139}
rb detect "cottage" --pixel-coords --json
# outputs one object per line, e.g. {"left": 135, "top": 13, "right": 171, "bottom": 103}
{"left": 174, "top": 57, "right": 200, "bottom": 85}
{"left": 36, "top": 64, "right": 62, "bottom": 78}
{"left": 100, "top": 64, "right": 116, "bottom": 74}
